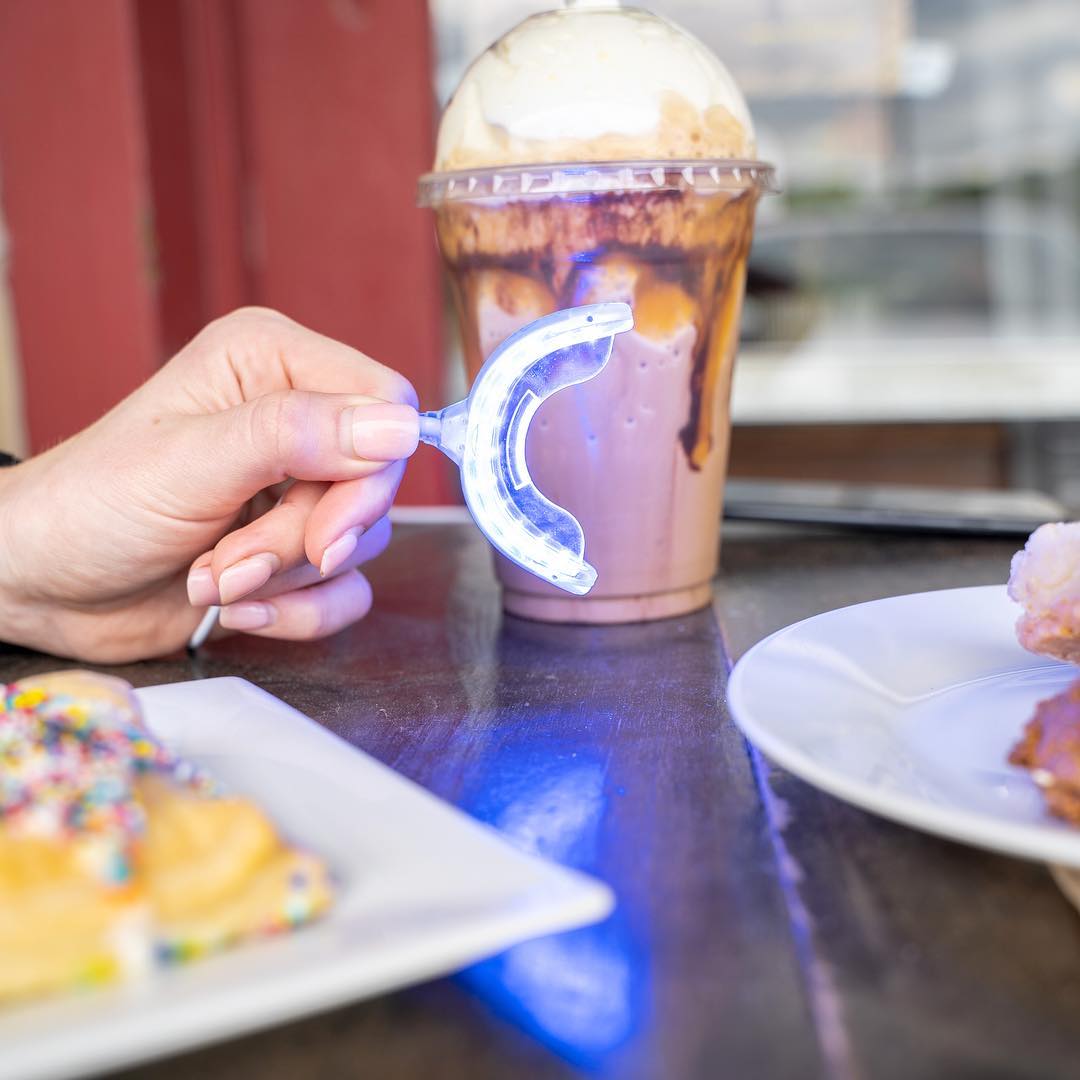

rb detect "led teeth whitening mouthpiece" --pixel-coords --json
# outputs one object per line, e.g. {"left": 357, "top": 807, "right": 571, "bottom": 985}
{"left": 419, "top": 302, "right": 634, "bottom": 595}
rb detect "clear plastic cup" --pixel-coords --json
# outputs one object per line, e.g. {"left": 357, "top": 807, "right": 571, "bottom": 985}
{"left": 419, "top": 159, "right": 776, "bottom": 623}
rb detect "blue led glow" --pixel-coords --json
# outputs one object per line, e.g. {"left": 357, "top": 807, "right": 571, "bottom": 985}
{"left": 464, "top": 927, "right": 635, "bottom": 1063}
{"left": 419, "top": 303, "right": 634, "bottom": 594}
{"left": 456, "top": 750, "right": 641, "bottom": 1066}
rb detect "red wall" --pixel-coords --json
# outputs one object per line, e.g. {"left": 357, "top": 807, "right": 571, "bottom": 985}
{"left": 0, "top": 0, "right": 159, "bottom": 450}
{"left": 0, "top": 0, "right": 449, "bottom": 503}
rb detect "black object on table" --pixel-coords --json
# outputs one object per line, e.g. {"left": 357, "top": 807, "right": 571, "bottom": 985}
{"left": 3, "top": 521, "right": 1079, "bottom": 1080}
{"left": 723, "top": 479, "right": 1067, "bottom": 535}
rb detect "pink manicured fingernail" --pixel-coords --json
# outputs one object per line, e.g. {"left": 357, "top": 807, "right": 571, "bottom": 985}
{"left": 320, "top": 527, "right": 364, "bottom": 578}
{"left": 340, "top": 402, "right": 419, "bottom": 461}
{"left": 218, "top": 552, "right": 280, "bottom": 605}
{"left": 187, "top": 566, "right": 218, "bottom": 606}
{"left": 219, "top": 601, "right": 275, "bottom": 631}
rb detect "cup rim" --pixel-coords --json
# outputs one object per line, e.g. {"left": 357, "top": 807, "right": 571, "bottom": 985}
{"left": 416, "top": 158, "right": 779, "bottom": 207}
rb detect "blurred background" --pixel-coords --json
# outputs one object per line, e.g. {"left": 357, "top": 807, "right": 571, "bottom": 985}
{"left": 2, "top": 0, "right": 1079, "bottom": 505}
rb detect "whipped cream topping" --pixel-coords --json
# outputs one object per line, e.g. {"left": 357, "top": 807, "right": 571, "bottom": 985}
{"left": 435, "top": 4, "right": 754, "bottom": 169}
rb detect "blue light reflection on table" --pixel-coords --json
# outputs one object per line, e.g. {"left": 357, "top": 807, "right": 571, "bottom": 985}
{"left": 453, "top": 737, "right": 645, "bottom": 1070}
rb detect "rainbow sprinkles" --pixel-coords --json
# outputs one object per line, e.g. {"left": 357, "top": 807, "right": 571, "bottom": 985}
{"left": 0, "top": 671, "right": 333, "bottom": 1002}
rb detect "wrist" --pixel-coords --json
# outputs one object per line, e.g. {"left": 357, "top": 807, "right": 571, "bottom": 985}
{"left": 0, "top": 462, "right": 37, "bottom": 645}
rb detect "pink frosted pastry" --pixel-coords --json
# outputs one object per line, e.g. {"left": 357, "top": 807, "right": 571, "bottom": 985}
{"left": 1008, "top": 522, "right": 1080, "bottom": 663}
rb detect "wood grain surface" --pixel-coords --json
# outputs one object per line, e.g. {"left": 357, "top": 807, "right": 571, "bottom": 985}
{"left": 2, "top": 522, "right": 1073, "bottom": 1079}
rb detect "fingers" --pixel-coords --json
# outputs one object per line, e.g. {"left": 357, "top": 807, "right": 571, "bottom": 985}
{"left": 185, "top": 490, "right": 305, "bottom": 607}
{"left": 187, "top": 462, "right": 402, "bottom": 605}
{"left": 244, "top": 517, "right": 391, "bottom": 601}
{"left": 303, "top": 460, "right": 406, "bottom": 570}
{"left": 130, "top": 308, "right": 420, "bottom": 553}
{"left": 180, "top": 308, "right": 418, "bottom": 410}
{"left": 182, "top": 389, "right": 418, "bottom": 511}
{"left": 218, "top": 568, "right": 374, "bottom": 640}
{"left": 193, "top": 481, "right": 327, "bottom": 605}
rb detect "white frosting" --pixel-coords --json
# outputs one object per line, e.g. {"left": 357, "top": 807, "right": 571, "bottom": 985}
{"left": 1009, "top": 521, "right": 1080, "bottom": 611}
{"left": 435, "top": 4, "right": 753, "bottom": 167}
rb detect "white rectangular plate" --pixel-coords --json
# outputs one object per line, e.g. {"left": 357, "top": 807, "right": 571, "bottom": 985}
{"left": 1, "top": 677, "right": 614, "bottom": 1080}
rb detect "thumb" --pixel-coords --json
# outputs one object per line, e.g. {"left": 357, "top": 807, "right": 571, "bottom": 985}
{"left": 182, "top": 391, "right": 419, "bottom": 506}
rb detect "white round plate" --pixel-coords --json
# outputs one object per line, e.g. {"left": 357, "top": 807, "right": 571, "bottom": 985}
{"left": 728, "top": 585, "right": 1080, "bottom": 867}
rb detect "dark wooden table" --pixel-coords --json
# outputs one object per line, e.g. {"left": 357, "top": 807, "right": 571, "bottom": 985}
{"left": 6, "top": 521, "right": 1080, "bottom": 1080}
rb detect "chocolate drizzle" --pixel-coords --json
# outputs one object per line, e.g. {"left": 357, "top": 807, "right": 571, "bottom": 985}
{"left": 436, "top": 186, "right": 759, "bottom": 470}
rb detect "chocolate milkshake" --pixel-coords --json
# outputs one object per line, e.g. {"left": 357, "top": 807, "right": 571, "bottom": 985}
{"left": 419, "top": 0, "right": 775, "bottom": 623}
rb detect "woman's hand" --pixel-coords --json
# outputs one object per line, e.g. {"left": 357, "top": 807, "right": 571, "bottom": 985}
{"left": 0, "top": 308, "right": 420, "bottom": 662}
